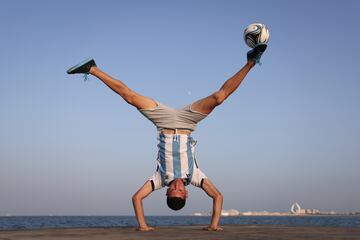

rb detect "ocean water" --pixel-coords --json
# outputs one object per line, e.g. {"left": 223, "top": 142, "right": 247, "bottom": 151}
{"left": 0, "top": 216, "right": 360, "bottom": 230}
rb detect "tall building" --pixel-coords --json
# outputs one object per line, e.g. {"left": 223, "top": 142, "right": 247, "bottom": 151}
{"left": 290, "top": 202, "right": 306, "bottom": 214}
{"left": 290, "top": 202, "right": 320, "bottom": 215}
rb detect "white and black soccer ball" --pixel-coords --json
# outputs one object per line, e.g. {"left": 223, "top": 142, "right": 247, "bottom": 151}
{"left": 243, "top": 23, "right": 270, "bottom": 48}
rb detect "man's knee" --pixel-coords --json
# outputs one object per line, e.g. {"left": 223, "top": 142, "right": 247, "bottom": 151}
{"left": 213, "top": 91, "right": 227, "bottom": 106}
{"left": 123, "top": 91, "right": 136, "bottom": 105}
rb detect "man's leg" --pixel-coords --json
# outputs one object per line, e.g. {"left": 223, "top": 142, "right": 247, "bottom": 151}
{"left": 191, "top": 60, "right": 255, "bottom": 115}
{"left": 89, "top": 67, "right": 157, "bottom": 110}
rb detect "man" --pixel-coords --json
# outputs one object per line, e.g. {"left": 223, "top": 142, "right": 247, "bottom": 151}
{"left": 67, "top": 44, "right": 267, "bottom": 231}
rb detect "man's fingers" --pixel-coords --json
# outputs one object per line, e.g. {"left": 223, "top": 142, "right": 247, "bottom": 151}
{"left": 137, "top": 226, "right": 155, "bottom": 231}
{"left": 202, "top": 226, "right": 223, "bottom": 231}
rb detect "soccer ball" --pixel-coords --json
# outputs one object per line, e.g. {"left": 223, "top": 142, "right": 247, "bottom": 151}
{"left": 243, "top": 23, "right": 270, "bottom": 48}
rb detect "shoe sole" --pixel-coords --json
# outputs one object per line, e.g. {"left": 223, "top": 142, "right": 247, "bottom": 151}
{"left": 66, "top": 57, "right": 94, "bottom": 74}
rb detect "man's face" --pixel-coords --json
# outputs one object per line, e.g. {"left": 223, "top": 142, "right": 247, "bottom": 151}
{"left": 166, "top": 179, "right": 188, "bottom": 199}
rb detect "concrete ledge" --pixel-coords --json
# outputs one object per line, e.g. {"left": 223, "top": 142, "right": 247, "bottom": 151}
{"left": 1, "top": 225, "right": 360, "bottom": 240}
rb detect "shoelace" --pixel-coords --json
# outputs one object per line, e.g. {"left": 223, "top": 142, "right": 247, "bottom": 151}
{"left": 255, "top": 51, "right": 263, "bottom": 66}
{"left": 83, "top": 73, "right": 89, "bottom": 82}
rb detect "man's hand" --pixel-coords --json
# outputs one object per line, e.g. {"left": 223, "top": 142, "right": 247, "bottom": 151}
{"left": 202, "top": 226, "right": 223, "bottom": 231}
{"left": 201, "top": 179, "right": 223, "bottom": 230}
{"left": 137, "top": 226, "right": 155, "bottom": 231}
{"left": 132, "top": 181, "right": 153, "bottom": 230}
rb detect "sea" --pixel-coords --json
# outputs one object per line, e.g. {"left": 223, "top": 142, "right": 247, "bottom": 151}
{"left": 0, "top": 216, "right": 360, "bottom": 230}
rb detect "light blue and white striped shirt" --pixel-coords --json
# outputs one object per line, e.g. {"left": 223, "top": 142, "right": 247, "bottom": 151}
{"left": 149, "top": 133, "right": 206, "bottom": 190}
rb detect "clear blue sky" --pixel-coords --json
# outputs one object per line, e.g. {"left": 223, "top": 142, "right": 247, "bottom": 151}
{"left": 0, "top": 0, "right": 359, "bottom": 216}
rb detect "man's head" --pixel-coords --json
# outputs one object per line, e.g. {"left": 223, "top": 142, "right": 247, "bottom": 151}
{"left": 166, "top": 178, "right": 188, "bottom": 211}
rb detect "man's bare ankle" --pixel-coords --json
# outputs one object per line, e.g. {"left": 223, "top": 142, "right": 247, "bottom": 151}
{"left": 247, "top": 60, "right": 256, "bottom": 67}
{"left": 89, "top": 66, "right": 97, "bottom": 75}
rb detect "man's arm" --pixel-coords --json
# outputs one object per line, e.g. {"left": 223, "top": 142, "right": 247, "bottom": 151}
{"left": 132, "top": 180, "right": 154, "bottom": 231}
{"left": 202, "top": 178, "right": 223, "bottom": 231}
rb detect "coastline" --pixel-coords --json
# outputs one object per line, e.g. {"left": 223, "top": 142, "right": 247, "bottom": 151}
{"left": 1, "top": 225, "right": 360, "bottom": 240}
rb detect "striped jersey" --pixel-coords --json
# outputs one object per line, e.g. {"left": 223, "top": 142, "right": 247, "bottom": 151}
{"left": 149, "top": 133, "right": 206, "bottom": 190}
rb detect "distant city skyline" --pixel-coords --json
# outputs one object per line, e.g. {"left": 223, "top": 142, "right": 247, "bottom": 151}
{"left": 1, "top": 0, "right": 360, "bottom": 215}
{"left": 195, "top": 202, "right": 360, "bottom": 217}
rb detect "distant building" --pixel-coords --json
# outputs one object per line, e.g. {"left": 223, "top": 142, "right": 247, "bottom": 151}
{"left": 193, "top": 202, "right": 338, "bottom": 217}
{"left": 291, "top": 202, "right": 320, "bottom": 215}
{"left": 221, "top": 209, "right": 240, "bottom": 216}
{"left": 291, "top": 202, "right": 303, "bottom": 214}
{"left": 243, "top": 211, "right": 269, "bottom": 216}
{"left": 306, "top": 209, "right": 320, "bottom": 214}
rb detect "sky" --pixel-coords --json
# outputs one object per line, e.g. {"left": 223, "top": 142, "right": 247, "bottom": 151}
{"left": 0, "top": 0, "right": 359, "bottom": 216}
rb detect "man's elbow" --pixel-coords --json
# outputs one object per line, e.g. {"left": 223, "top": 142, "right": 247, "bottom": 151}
{"left": 132, "top": 194, "right": 141, "bottom": 203}
{"left": 213, "top": 91, "right": 227, "bottom": 105}
{"left": 214, "top": 191, "right": 223, "bottom": 201}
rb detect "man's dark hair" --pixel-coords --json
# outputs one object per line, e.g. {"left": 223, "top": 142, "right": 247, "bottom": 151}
{"left": 167, "top": 197, "right": 186, "bottom": 211}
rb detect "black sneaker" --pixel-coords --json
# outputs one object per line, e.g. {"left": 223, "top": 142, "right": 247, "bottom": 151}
{"left": 247, "top": 43, "right": 267, "bottom": 64}
{"left": 66, "top": 58, "right": 96, "bottom": 74}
